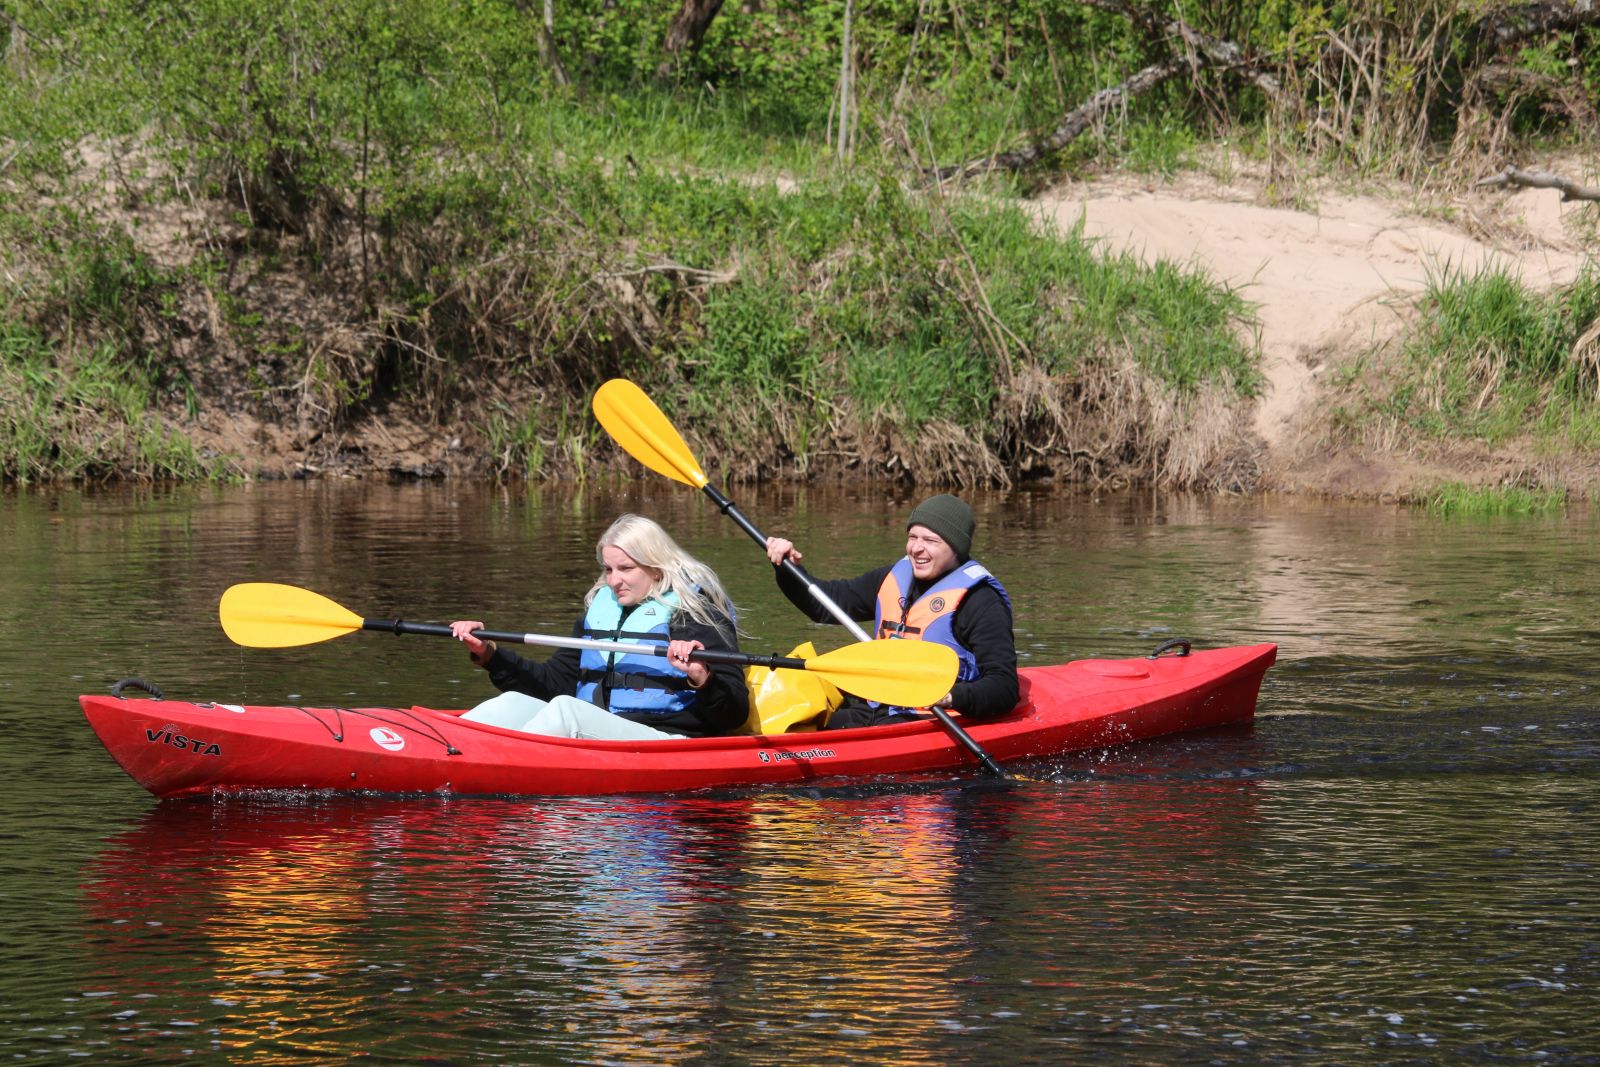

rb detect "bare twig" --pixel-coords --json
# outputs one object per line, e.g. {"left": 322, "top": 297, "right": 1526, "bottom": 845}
{"left": 595, "top": 262, "right": 736, "bottom": 284}
{"left": 1475, "top": 165, "right": 1600, "bottom": 202}
{"left": 934, "top": 55, "right": 1189, "bottom": 181}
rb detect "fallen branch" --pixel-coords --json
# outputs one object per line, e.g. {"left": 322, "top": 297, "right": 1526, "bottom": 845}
{"left": 932, "top": 12, "right": 1281, "bottom": 182}
{"left": 598, "top": 262, "right": 737, "bottom": 284}
{"left": 1472, "top": 0, "right": 1600, "bottom": 52}
{"left": 933, "top": 55, "right": 1189, "bottom": 181}
{"left": 1475, "top": 165, "right": 1600, "bottom": 202}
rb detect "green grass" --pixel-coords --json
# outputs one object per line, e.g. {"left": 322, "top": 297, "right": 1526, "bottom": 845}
{"left": 2, "top": 140, "right": 1264, "bottom": 482}
{"left": 1123, "top": 118, "right": 1200, "bottom": 179}
{"left": 650, "top": 172, "right": 1259, "bottom": 429}
{"left": 0, "top": 321, "right": 217, "bottom": 483}
{"left": 1332, "top": 262, "right": 1600, "bottom": 452}
{"left": 1426, "top": 482, "right": 1567, "bottom": 516}
{"left": 0, "top": 0, "right": 1292, "bottom": 483}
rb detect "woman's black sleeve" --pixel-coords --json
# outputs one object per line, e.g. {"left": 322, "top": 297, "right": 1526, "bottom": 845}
{"left": 667, "top": 613, "right": 750, "bottom": 734}
{"left": 482, "top": 617, "right": 585, "bottom": 699}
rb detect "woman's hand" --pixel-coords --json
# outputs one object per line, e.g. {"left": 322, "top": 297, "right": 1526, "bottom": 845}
{"left": 450, "top": 620, "right": 494, "bottom": 666}
{"left": 667, "top": 639, "right": 710, "bottom": 689}
{"left": 765, "top": 536, "right": 802, "bottom": 566}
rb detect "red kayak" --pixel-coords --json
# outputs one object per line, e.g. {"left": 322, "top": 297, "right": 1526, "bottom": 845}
{"left": 79, "top": 642, "right": 1276, "bottom": 798}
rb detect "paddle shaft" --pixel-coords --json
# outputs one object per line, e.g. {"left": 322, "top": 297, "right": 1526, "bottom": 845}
{"left": 360, "top": 618, "right": 809, "bottom": 671}
{"left": 699, "top": 483, "right": 865, "bottom": 635}
{"left": 697, "top": 482, "right": 1013, "bottom": 780}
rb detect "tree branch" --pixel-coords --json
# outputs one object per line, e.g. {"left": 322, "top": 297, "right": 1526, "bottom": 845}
{"left": 1475, "top": 164, "right": 1600, "bottom": 201}
{"left": 655, "top": 0, "right": 726, "bottom": 82}
{"left": 932, "top": 13, "right": 1282, "bottom": 182}
{"left": 934, "top": 56, "right": 1188, "bottom": 181}
{"left": 1472, "top": 0, "right": 1600, "bottom": 52}
{"left": 511, "top": 0, "right": 569, "bottom": 87}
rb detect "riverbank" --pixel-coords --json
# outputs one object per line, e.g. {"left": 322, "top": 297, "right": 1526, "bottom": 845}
{"left": 7, "top": 3, "right": 1599, "bottom": 503}
{"left": 3, "top": 148, "right": 1594, "bottom": 502}
{"left": 45, "top": 155, "right": 1596, "bottom": 503}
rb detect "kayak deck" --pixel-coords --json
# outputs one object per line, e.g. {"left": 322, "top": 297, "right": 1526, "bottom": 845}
{"left": 80, "top": 642, "right": 1276, "bottom": 798}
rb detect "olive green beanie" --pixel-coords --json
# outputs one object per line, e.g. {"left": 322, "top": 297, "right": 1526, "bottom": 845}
{"left": 906, "top": 494, "right": 975, "bottom": 561}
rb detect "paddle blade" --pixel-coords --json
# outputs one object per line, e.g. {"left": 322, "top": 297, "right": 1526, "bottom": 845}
{"left": 807, "top": 640, "right": 960, "bottom": 708}
{"left": 592, "top": 378, "right": 708, "bottom": 488}
{"left": 220, "top": 583, "right": 365, "bottom": 648}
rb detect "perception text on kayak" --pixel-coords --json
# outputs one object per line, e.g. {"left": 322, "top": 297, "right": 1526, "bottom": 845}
{"left": 756, "top": 748, "right": 836, "bottom": 763}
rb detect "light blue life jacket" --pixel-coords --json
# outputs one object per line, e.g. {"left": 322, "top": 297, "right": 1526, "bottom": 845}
{"left": 576, "top": 588, "right": 694, "bottom": 716}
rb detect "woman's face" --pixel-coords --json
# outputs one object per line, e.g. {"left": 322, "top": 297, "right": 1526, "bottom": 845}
{"left": 602, "top": 544, "right": 660, "bottom": 607}
{"left": 905, "top": 524, "right": 958, "bottom": 582}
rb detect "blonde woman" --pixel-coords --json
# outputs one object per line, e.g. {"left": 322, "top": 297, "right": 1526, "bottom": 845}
{"left": 451, "top": 515, "right": 748, "bottom": 740}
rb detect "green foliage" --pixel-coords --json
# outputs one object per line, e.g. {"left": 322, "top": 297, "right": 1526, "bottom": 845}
{"left": 483, "top": 405, "right": 551, "bottom": 480}
{"left": 1401, "top": 262, "right": 1600, "bottom": 439}
{"left": 636, "top": 165, "right": 1257, "bottom": 435}
{"left": 6, "top": 0, "right": 1596, "bottom": 202}
{"left": 43, "top": 220, "right": 170, "bottom": 341}
{"left": 1003, "top": 213, "right": 1261, "bottom": 396}
{"left": 5, "top": 0, "right": 1588, "bottom": 488}
{"left": 689, "top": 281, "right": 811, "bottom": 388}
{"left": 1124, "top": 119, "right": 1200, "bottom": 179}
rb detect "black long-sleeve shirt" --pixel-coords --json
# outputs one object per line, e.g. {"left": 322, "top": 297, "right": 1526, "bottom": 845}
{"left": 478, "top": 608, "right": 749, "bottom": 737}
{"left": 775, "top": 562, "right": 1020, "bottom": 719}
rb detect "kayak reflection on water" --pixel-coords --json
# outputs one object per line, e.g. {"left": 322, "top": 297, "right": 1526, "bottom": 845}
{"left": 77, "top": 781, "right": 1262, "bottom": 1061}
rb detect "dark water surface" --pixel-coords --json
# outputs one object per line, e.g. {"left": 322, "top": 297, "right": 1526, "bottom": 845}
{"left": 1, "top": 483, "right": 1595, "bottom": 1063}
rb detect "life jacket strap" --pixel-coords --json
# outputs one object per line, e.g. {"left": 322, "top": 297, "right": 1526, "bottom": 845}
{"left": 877, "top": 619, "right": 924, "bottom": 639}
{"left": 577, "top": 668, "right": 691, "bottom": 692}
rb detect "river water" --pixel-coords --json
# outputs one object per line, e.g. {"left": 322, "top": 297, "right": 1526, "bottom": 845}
{"left": 0, "top": 482, "right": 1594, "bottom": 1063}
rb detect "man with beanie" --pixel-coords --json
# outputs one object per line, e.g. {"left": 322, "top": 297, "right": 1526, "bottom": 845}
{"left": 764, "top": 494, "right": 1019, "bottom": 730}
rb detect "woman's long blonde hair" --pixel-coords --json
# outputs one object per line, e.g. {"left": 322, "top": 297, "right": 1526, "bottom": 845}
{"left": 585, "top": 514, "right": 737, "bottom": 630}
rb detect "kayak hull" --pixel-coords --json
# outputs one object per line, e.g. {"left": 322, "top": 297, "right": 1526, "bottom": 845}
{"left": 79, "top": 643, "right": 1276, "bottom": 798}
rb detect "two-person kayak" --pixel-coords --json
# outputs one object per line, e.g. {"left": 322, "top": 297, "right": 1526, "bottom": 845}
{"left": 78, "top": 641, "right": 1275, "bottom": 798}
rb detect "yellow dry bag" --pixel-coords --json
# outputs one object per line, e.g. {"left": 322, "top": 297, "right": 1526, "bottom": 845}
{"left": 743, "top": 641, "right": 844, "bottom": 734}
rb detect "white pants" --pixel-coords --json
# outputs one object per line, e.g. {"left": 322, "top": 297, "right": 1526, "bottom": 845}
{"left": 460, "top": 692, "right": 684, "bottom": 741}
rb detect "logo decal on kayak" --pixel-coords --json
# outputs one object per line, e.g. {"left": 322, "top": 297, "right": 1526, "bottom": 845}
{"left": 145, "top": 725, "right": 222, "bottom": 757}
{"left": 756, "top": 747, "right": 837, "bottom": 764}
{"left": 369, "top": 726, "right": 406, "bottom": 752}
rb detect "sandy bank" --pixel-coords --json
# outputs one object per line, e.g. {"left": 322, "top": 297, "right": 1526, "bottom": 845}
{"left": 1032, "top": 165, "right": 1593, "bottom": 497}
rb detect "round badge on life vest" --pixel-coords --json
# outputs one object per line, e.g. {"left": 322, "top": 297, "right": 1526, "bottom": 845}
{"left": 929, "top": 596, "right": 946, "bottom": 612}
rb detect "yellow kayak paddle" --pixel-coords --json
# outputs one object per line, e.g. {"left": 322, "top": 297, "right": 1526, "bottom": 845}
{"left": 219, "top": 582, "right": 958, "bottom": 710}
